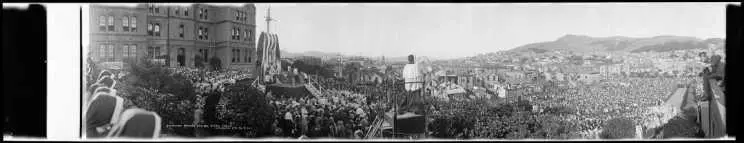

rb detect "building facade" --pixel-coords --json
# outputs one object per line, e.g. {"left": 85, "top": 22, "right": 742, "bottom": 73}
{"left": 89, "top": 4, "right": 257, "bottom": 74}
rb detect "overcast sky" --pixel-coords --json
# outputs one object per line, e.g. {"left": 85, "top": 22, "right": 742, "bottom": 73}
{"left": 252, "top": 3, "right": 731, "bottom": 59}
{"left": 85, "top": 3, "right": 733, "bottom": 59}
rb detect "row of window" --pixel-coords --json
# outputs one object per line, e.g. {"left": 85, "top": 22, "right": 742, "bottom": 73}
{"left": 148, "top": 5, "right": 160, "bottom": 14}
{"left": 235, "top": 10, "right": 249, "bottom": 22}
{"left": 99, "top": 15, "right": 137, "bottom": 32}
{"left": 198, "top": 8, "right": 209, "bottom": 20}
{"left": 174, "top": 7, "right": 190, "bottom": 17}
{"left": 232, "top": 27, "right": 253, "bottom": 41}
{"left": 146, "top": 47, "right": 162, "bottom": 59}
{"left": 231, "top": 48, "right": 252, "bottom": 63}
{"left": 147, "top": 23, "right": 161, "bottom": 36}
{"left": 97, "top": 44, "right": 138, "bottom": 62}
{"left": 198, "top": 26, "right": 209, "bottom": 40}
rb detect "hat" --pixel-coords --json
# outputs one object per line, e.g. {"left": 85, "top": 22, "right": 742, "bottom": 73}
{"left": 106, "top": 108, "right": 162, "bottom": 138}
{"left": 85, "top": 93, "right": 125, "bottom": 138}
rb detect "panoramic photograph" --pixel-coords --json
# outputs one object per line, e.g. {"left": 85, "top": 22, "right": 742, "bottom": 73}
{"left": 81, "top": 3, "right": 729, "bottom": 140}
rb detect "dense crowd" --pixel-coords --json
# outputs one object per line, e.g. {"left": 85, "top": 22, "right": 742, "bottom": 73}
{"left": 170, "top": 68, "right": 252, "bottom": 94}
{"left": 524, "top": 77, "right": 694, "bottom": 132}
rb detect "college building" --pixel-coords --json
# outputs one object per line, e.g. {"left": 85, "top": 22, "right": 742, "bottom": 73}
{"left": 88, "top": 3, "right": 257, "bottom": 73}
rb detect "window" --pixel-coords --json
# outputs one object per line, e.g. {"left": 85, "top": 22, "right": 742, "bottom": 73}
{"left": 247, "top": 50, "right": 251, "bottom": 62}
{"left": 99, "top": 16, "right": 106, "bottom": 31}
{"left": 131, "top": 45, "right": 137, "bottom": 58}
{"left": 244, "top": 30, "right": 248, "bottom": 41}
{"left": 147, "top": 23, "right": 153, "bottom": 36}
{"left": 175, "top": 7, "right": 180, "bottom": 15}
{"left": 235, "top": 12, "right": 239, "bottom": 21}
{"left": 122, "top": 17, "right": 129, "bottom": 32}
{"left": 107, "top": 16, "right": 114, "bottom": 32}
{"left": 147, "top": 47, "right": 154, "bottom": 59}
{"left": 231, "top": 49, "right": 236, "bottom": 62}
{"left": 185, "top": 8, "right": 189, "bottom": 16}
{"left": 204, "top": 9, "right": 208, "bottom": 19}
{"left": 231, "top": 28, "right": 236, "bottom": 40}
{"left": 237, "top": 49, "right": 241, "bottom": 62}
{"left": 122, "top": 45, "right": 129, "bottom": 59}
{"left": 108, "top": 44, "right": 115, "bottom": 62}
{"left": 198, "top": 9, "right": 203, "bottom": 19}
{"left": 99, "top": 44, "right": 106, "bottom": 60}
{"left": 154, "top": 23, "right": 160, "bottom": 36}
{"left": 198, "top": 27, "right": 203, "bottom": 40}
{"left": 149, "top": 5, "right": 153, "bottom": 13}
{"left": 237, "top": 28, "right": 241, "bottom": 40}
{"left": 244, "top": 50, "right": 248, "bottom": 62}
{"left": 247, "top": 30, "right": 252, "bottom": 41}
{"left": 155, "top": 47, "right": 161, "bottom": 59}
{"left": 130, "top": 16, "right": 137, "bottom": 32}
{"left": 154, "top": 5, "right": 159, "bottom": 14}
{"left": 204, "top": 28, "right": 208, "bottom": 40}
{"left": 179, "top": 24, "right": 184, "bottom": 38}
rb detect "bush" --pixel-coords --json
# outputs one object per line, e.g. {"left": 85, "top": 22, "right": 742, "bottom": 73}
{"left": 117, "top": 58, "right": 197, "bottom": 136}
{"left": 600, "top": 118, "right": 636, "bottom": 139}
{"left": 216, "top": 83, "right": 276, "bottom": 137}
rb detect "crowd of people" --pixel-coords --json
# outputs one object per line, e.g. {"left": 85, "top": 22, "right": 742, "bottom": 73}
{"left": 523, "top": 76, "right": 695, "bottom": 132}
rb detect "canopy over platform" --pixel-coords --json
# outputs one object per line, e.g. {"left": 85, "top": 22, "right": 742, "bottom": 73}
{"left": 382, "top": 111, "right": 426, "bottom": 134}
{"left": 266, "top": 83, "right": 312, "bottom": 99}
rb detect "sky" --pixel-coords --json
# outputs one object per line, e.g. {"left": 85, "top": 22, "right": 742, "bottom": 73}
{"left": 252, "top": 3, "right": 732, "bottom": 59}
{"left": 84, "top": 3, "right": 734, "bottom": 59}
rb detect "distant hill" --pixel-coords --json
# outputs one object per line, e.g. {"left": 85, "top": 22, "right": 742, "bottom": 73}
{"left": 281, "top": 50, "right": 343, "bottom": 58}
{"left": 507, "top": 34, "right": 724, "bottom": 54}
{"left": 280, "top": 50, "right": 439, "bottom": 63}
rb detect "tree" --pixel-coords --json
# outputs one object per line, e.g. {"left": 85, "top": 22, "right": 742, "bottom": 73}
{"left": 118, "top": 58, "right": 197, "bottom": 136}
{"left": 600, "top": 118, "right": 635, "bottom": 139}
{"left": 217, "top": 83, "right": 276, "bottom": 137}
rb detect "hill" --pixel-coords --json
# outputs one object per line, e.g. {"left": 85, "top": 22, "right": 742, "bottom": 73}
{"left": 507, "top": 34, "right": 723, "bottom": 54}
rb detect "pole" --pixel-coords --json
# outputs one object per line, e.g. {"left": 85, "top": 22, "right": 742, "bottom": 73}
{"left": 391, "top": 80, "right": 396, "bottom": 139}
{"left": 423, "top": 74, "right": 427, "bottom": 139}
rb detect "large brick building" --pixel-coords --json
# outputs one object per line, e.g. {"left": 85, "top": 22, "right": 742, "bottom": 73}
{"left": 88, "top": 4, "right": 257, "bottom": 73}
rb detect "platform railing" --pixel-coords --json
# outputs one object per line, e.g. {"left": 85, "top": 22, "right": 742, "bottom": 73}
{"left": 701, "top": 75, "right": 726, "bottom": 138}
